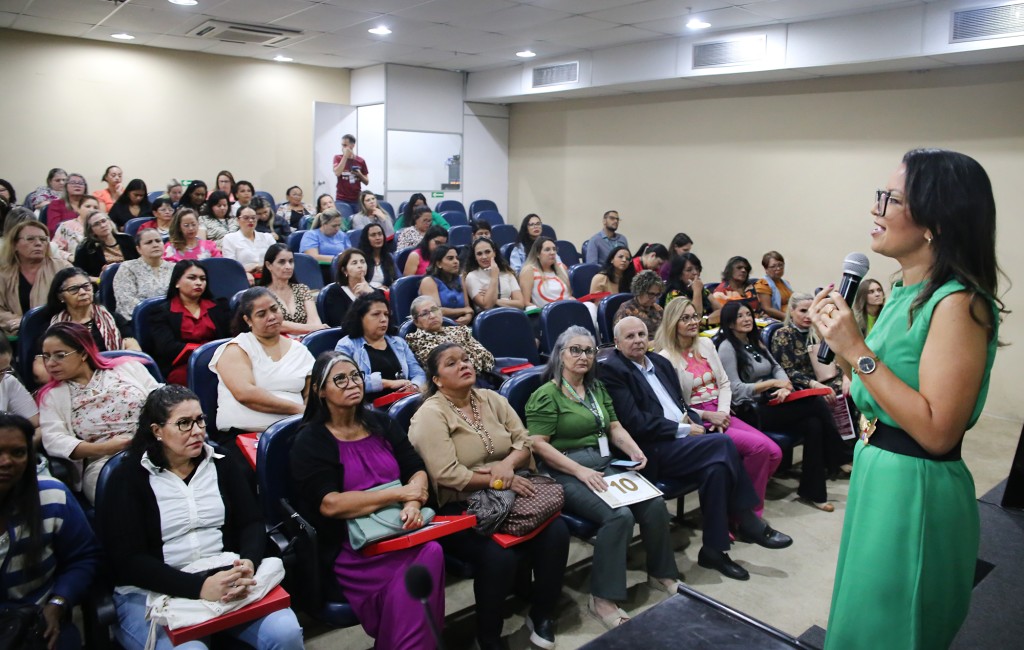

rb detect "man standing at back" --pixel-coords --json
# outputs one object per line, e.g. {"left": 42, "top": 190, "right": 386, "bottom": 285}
{"left": 584, "top": 210, "right": 629, "bottom": 264}
{"left": 333, "top": 134, "right": 368, "bottom": 212}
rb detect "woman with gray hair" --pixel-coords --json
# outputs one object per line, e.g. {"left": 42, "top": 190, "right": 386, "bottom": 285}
{"left": 525, "top": 326, "right": 680, "bottom": 630}
{"left": 405, "top": 294, "right": 495, "bottom": 374}
{"left": 612, "top": 269, "right": 665, "bottom": 342}
{"left": 770, "top": 292, "right": 850, "bottom": 403}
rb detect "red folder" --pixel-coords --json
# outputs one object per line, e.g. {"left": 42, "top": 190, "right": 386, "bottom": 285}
{"left": 235, "top": 433, "right": 259, "bottom": 470}
{"left": 165, "top": 585, "right": 291, "bottom": 644}
{"left": 361, "top": 514, "right": 477, "bottom": 557}
{"left": 371, "top": 391, "right": 417, "bottom": 409}
{"left": 491, "top": 511, "right": 561, "bottom": 548}
{"left": 768, "top": 387, "right": 832, "bottom": 406}
{"left": 576, "top": 292, "right": 611, "bottom": 303}
{"left": 499, "top": 363, "right": 534, "bottom": 375}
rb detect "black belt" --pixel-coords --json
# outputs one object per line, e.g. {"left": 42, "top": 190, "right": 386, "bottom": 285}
{"left": 868, "top": 421, "right": 962, "bottom": 462}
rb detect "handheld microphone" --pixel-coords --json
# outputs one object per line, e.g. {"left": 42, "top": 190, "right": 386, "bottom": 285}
{"left": 817, "top": 252, "right": 870, "bottom": 364}
{"left": 405, "top": 564, "right": 445, "bottom": 650}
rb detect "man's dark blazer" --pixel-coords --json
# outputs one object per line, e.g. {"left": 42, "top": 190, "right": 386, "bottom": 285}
{"left": 598, "top": 349, "right": 702, "bottom": 444}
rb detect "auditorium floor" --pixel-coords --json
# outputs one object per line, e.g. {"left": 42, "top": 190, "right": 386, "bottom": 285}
{"left": 303, "top": 414, "right": 1021, "bottom": 650}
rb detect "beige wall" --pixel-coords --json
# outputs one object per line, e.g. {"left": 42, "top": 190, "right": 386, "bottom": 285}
{"left": 0, "top": 29, "right": 349, "bottom": 201}
{"left": 509, "top": 62, "right": 1024, "bottom": 421}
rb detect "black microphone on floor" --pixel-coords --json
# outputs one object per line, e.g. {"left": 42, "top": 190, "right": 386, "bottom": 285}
{"left": 817, "top": 252, "right": 870, "bottom": 364}
{"left": 405, "top": 564, "right": 445, "bottom": 650}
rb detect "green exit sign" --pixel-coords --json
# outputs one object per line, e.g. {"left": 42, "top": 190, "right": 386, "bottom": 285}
{"left": 431, "top": 191, "right": 444, "bottom": 198}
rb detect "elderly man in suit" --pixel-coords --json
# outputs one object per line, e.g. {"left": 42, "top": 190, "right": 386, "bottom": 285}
{"left": 598, "top": 316, "right": 792, "bottom": 580}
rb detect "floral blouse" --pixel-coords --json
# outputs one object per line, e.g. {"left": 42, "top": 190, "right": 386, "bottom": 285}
{"left": 53, "top": 220, "right": 85, "bottom": 261}
{"left": 69, "top": 368, "right": 150, "bottom": 443}
{"left": 396, "top": 227, "right": 424, "bottom": 251}
{"left": 405, "top": 325, "right": 495, "bottom": 374}
{"left": 684, "top": 353, "right": 720, "bottom": 406}
{"left": 163, "top": 239, "right": 221, "bottom": 263}
{"left": 272, "top": 283, "right": 313, "bottom": 324}
{"left": 769, "top": 324, "right": 841, "bottom": 392}
{"left": 112, "top": 257, "right": 175, "bottom": 321}
{"left": 199, "top": 215, "right": 238, "bottom": 244}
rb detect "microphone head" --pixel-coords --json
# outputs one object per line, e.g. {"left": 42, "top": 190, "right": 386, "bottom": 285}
{"left": 405, "top": 564, "right": 433, "bottom": 600}
{"left": 842, "top": 252, "right": 870, "bottom": 278}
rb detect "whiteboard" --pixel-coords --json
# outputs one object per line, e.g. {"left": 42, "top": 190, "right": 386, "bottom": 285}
{"left": 387, "top": 130, "right": 462, "bottom": 192}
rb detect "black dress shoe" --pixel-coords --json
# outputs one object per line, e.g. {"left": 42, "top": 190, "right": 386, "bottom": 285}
{"left": 739, "top": 524, "right": 793, "bottom": 550}
{"left": 698, "top": 547, "right": 750, "bottom": 581}
{"left": 526, "top": 615, "right": 556, "bottom": 649}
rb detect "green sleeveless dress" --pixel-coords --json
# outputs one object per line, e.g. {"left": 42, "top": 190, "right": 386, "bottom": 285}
{"left": 825, "top": 279, "right": 997, "bottom": 649}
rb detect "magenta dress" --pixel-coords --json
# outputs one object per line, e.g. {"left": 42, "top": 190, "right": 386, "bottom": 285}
{"left": 334, "top": 435, "right": 445, "bottom": 649}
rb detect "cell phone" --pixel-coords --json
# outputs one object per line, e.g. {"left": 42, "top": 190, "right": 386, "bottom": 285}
{"left": 610, "top": 459, "right": 641, "bottom": 468}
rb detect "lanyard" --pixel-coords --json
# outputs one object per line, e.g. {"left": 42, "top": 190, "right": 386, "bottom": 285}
{"left": 562, "top": 378, "right": 606, "bottom": 435}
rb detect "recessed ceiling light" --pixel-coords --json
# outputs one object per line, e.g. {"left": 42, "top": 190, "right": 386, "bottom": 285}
{"left": 274, "top": 55, "right": 293, "bottom": 62}
{"left": 516, "top": 50, "right": 536, "bottom": 58}
{"left": 168, "top": 0, "right": 199, "bottom": 6}
{"left": 111, "top": 33, "right": 136, "bottom": 40}
{"left": 686, "top": 18, "right": 711, "bottom": 30}
{"left": 368, "top": 26, "right": 392, "bottom": 35}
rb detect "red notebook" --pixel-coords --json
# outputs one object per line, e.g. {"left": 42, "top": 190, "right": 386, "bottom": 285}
{"left": 361, "top": 514, "right": 477, "bottom": 557}
{"left": 235, "top": 433, "right": 259, "bottom": 470}
{"left": 491, "top": 512, "right": 561, "bottom": 548}
{"left": 499, "top": 363, "right": 534, "bottom": 375}
{"left": 576, "top": 292, "right": 611, "bottom": 303}
{"left": 165, "top": 586, "right": 291, "bottom": 644}
{"left": 768, "top": 387, "right": 832, "bottom": 406}
{"left": 371, "top": 391, "right": 418, "bottom": 409}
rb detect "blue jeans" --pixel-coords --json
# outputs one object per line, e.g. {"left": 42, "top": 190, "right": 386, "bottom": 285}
{"left": 113, "top": 591, "right": 303, "bottom": 650}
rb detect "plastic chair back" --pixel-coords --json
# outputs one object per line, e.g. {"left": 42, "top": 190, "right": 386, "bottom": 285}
{"left": 123, "top": 217, "right": 151, "bottom": 238}
{"left": 188, "top": 338, "right": 230, "bottom": 433}
{"left": 337, "top": 202, "right": 354, "bottom": 220}
{"left": 387, "top": 393, "right": 423, "bottom": 433}
{"left": 568, "top": 263, "right": 600, "bottom": 298}
{"left": 389, "top": 275, "right": 422, "bottom": 323}
{"left": 200, "top": 258, "right": 249, "bottom": 301}
{"left": 473, "top": 209, "right": 504, "bottom": 227}
{"left": 293, "top": 252, "right": 324, "bottom": 290}
{"left": 101, "top": 350, "right": 164, "bottom": 383}
{"left": 98, "top": 263, "right": 120, "bottom": 315}
{"left": 489, "top": 224, "right": 517, "bottom": 248}
{"left": 541, "top": 224, "right": 556, "bottom": 240}
{"left": 539, "top": 300, "right": 597, "bottom": 354}
{"left": 229, "top": 289, "right": 246, "bottom": 314}
{"left": 346, "top": 227, "right": 363, "bottom": 248}
{"left": 147, "top": 190, "right": 165, "bottom": 203}
{"left": 316, "top": 283, "right": 347, "bottom": 327}
{"left": 447, "top": 225, "right": 472, "bottom": 248}
{"left": 17, "top": 306, "right": 52, "bottom": 389}
{"left": 379, "top": 201, "right": 396, "bottom": 223}
{"left": 441, "top": 211, "right": 468, "bottom": 228}
{"left": 556, "top": 240, "right": 581, "bottom": 267}
{"left": 762, "top": 321, "right": 784, "bottom": 350}
{"left": 132, "top": 297, "right": 168, "bottom": 357}
{"left": 95, "top": 450, "right": 130, "bottom": 518}
{"left": 396, "top": 247, "right": 416, "bottom": 275}
{"left": 598, "top": 293, "right": 632, "bottom": 344}
{"left": 254, "top": 191, "right": 276, "bottom": 208}
{"left": 287, "top": 230, "right": 306, "bottom": 253}
{"left": 436, "top": 200, "right": 465, "bottom": 214}
{"left": 255, "top": 415, "right": 303, "bottom": 527}
{"left": 500, "top": 243, "right": 515, "bottom": 264}
{"left": 303, "top": 327, "right": 345, "bottom": 359}
{"left": 473, "top": 307, "right": 539, "bottom": 365}
{"left": 469, "top": 200, "right": 498, "bottom": 216}
{"left": 497, "top": 366, "right": 545, "bottom": 422}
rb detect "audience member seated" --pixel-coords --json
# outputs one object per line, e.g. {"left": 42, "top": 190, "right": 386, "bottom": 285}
{"left": 0, "top": 179, "right": 14, "bottom": 205}
{"left": 53, "top": 195, "right": 101, "bottom": 262}
{"left": 0, "top": 339, "right": 39, "bottom": 430}
{"left": 216, "top": 169, "right": 236, "bottom": 202}
{"left": 24, "top": 167, "right": 66, "bottom": 211}
{"left": 149, "top": 261, "right": 232, "bottom": 385}
{"left": 852, "top": 277, "right": 886, "bottom": 336}
{"left": 584, "top": 210, "right": 630, "bottom": 265}
{"left": 620, "top": 242, "right": 668, "bottom": 292}
{"left": 253, "top": 196, "right": 290, "bottom": 242}
{"left": 359, "top": 223, "right": 399, "bottom": 290}
{"left": 420, "top": 245, "right": 473, "bottom": 326}
{"left": 395, "top": 205, "right": 433, "bottom": 250}
{"left": 178, "top": 180, "right": 208, "bottom": 216}
{"left": 599, "top": 316, "right": 792, "bottom": 580}
{"left": 315, "top": 194, "right": 339, "bottom": 222}
{"left": 770, "top": 293, "right": 849, "bottom": 400}
{"left": 135, "top": 197, "right": 175, "bottom": 239}
{"left": 198, "top": 190, "right": 236, "bottom": 244}
{"left": 395, "top": 192, "right": 448, "bottom": 230}
{"left": 589, "top": 245, "right": 630, "bottom": 295}
{"left": 0, "top": 413, "right": 100, "bottom": 650}
{"left": 209, "top": 288, "right": 314, "bottom": 440}
{"left": 99, "top": 385, "right": 304, "bottom": 650}
{"left": 222, "top": 206, "right": 275, "bottom": 283}
{"left": 406, "top": 295, "right": 495, "bottom": 375}
{"left": 38, "top": 322, "right": 160, "bottom": 503}
{"left": 46, "top": 173, "right": 90, "bottom": 236}
{"left": 613, "top": 270, "right": 665, "bottom": 342}
{"left": 663, "top": 252, "right": 720, "bottom": 325}
{"left": 403, "top": 225, "right": 447, "bottom": 277}
{"left": 408, "top": 343, "right": 569, "bottom": 650}
{"left": 463, "top": 237, "right": 524, "bottom": 312}
{"left": 526, "top": 327, "right": 680, "bottom": 629}
{"left": 754, "top": 251, "right": 792, "bottom": 321}
{"left": 108, "top": 179, "right": 152, "bottom": 229}
{"left": 715, "top": 302, "right": 846, "bottom": 512}
{"left": 0, "top": 220, "right": 72, "bottom": 335}
{"left": 519, "top": 236, "right": 571, "bottom": 308}
{"left": 334, "top": 292, "right": 425, "bottom": 404}
{"left": 290, "top": 352, "right": 444, "bottom": 649}
{"left": 277, "top": 185, "right": 313, "bottom": 230}
{"left": 510, "top": 214, "right": 557, "bottom": 273}
{"left": 656, "top": 298, "right": 781, "bottom": 517}
{"left": 660, "top": 232, "right": 694, "bottom": 281}
{"left": 301, "top": 208, "right": 350, "bottom": 263}
{"left": 115, "top": 229, "right": 175, "bottom": 323}
{"left": 351, "top": 190, "right": 395, "bottom": 239}
{"left": 470, "top": 218, "right": 491, "bottom": 242}
{"left": 259, "top": 244, "right": 327, "bottom": 337}
{"left": 230, "top": 180, "right": 255, "bottom": 215}
{"left": 163, "top": 207, "right": 220, "bottom": 262}
{"left": 165, "top": 178, "right": 184, "bottom": 206}
{"left": 712, "top": 256, "right": 762, "bottom": 315}
{"left": 91, "top": 165, "right": 123, "bottom": 212}
{"left": 73, "top": 212, "right": 137, "bottom": 279}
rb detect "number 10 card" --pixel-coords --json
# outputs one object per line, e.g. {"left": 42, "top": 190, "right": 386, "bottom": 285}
{"left": 593, "top": 470, "right": 664, "bottom": 508}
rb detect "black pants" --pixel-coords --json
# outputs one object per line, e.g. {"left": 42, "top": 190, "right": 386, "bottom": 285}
{"left": 641, "top": 433, "right": 760, "bottom": 552}
{"left": 439, "top": 504, "right": 569, "bottom": 644}
{"left": 756, "top": 396, "right": 846, "bottom": 503}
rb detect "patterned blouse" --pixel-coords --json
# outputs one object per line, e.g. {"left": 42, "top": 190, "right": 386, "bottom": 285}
{"left": 112, "top": 257, "right": 175, "bottom": 321}
{"left": 53, "top": 220, "right": 85, "bottom": 261}
{"left": 163, "top": 239, "right": 221, "bottom": 262}
{"left": 69, "top": 368, "right": 150, "bottom": 444}
{"left": 272, "top": 283, "right": 313, "bottom": 324}
{"left": 405, "top": 325, "right": 495, "bottom": 374}
{"left": 199, "top": 215, "right": 238, "bottom": 243}
{"left": 769, "top": 324, "right": 841, "bottom": 392}
{"left": 396, "top": 226, "right": 425, "bottom": 251}
{"left": 612, "top": 298, "right": 663, "bottom": 341}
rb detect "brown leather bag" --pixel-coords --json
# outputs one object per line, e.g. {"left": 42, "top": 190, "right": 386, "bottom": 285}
{"left": 498, "top": 473, "right": 564, "bottom": 537}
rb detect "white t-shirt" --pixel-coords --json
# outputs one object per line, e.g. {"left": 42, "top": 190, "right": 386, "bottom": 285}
{"left": 220, "top": 231, "right": 276, "bottom": 268}
{"left": 465, "top": 269, "right": 518, "bottom": 306}
{"left": 0, "top": 374, "right": 38, "bottom": 420}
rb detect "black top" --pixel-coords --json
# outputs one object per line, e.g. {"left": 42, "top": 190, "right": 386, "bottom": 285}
{"left": 18, "top": 272, "right": 31, "bottom": 315}
{"left": 109, "top": 204, "right": 152, "bottom": 229}
{"left": 321, "top": 284, "right": 354, "bottom": 328}
{"left": 364, "top": 343, "right": 402, "bottom": 401}
{"left": 147, "top": 298, "right": 232, "bottom": 378}
{"left": 73, "top": 234, "right": 138, "bottom": 277}
{"left": 97, "top": 450, "right": 265, "bottom": 599}
{"left": 289, "top": 411, "right": 426, "bottom": 573}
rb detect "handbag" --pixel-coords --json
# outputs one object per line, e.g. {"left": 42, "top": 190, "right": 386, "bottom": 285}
{"left": 467, "top": 485, "right": 517, "bottom": 535}
{"left": 347, "top": 480, "right": 436, "bottom": 550}
{"left": 498, "top": 472, "right": 564, "bottom": 537}
{"left": 0, "top": 605, "right": 47, "bottom": 650}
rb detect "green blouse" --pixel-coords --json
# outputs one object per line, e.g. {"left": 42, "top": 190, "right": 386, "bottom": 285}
{"left": 851, "top": 279, "right": 997, "bottom": 431}
{"left": 525, "top": 380, "right": 618, "bottom": 452}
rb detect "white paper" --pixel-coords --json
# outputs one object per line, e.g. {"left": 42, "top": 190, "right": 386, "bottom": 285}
{"left": 592, "top": 470, "right": 664, "bottom": 509}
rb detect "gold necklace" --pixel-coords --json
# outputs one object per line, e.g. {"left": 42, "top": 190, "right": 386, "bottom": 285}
{"left": 443, "top": 391, "right": 495, "bottom": 455}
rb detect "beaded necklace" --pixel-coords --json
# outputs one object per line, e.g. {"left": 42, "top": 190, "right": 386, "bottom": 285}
{"left": 443, "top": 391, "right": 496, "bottom": 455}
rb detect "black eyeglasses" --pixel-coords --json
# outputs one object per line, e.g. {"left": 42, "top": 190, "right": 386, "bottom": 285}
{"left": 164, "top": 415, "right": 207, "bottom": 433}
{"left": 566, "top": 345, "right": 597, "bottom": 358}
{"left": 875, "top": 189, "right": 903, "bottom": 217}
{"left": 743, "top": 343, "right": 762, "bottom": 362}
{"left": 61, "top": 282, "right": 93, "bottom": 295}
{"left": 332, "top": 371, "right": 365, "bottom": 388}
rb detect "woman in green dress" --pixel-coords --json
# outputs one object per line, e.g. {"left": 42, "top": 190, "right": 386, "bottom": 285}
{"left": 811, "top": 148, "right": 1005, "bottom": 649}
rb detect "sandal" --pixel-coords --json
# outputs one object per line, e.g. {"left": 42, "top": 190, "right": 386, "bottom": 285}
{"left": 807, "top": 500, "right": 835, "bottom": 512}
{"left": 587, "top": 595, "right": 630, "bottom": 630}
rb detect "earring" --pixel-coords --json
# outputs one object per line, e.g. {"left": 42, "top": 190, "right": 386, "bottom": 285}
{"left": 925, "top": 235, "right": 933, "bottom": 243}
{"left": 156, "top": 437, "right": 162, "bottom": 441}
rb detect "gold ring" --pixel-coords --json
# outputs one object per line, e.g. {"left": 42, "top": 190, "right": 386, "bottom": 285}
{"left": 825, "top": 304, "right": 836, "bottom": 315}
{"left": 492, "top": 479, "right": 504, "bottom": 490}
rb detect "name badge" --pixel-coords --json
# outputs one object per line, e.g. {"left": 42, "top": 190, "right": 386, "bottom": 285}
{"left": 597, "top": 435, "right": 610, "bottom": 457}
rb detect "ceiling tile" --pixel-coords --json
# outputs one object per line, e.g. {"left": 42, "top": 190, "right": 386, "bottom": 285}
{"left": 292, "top": 51, "right": 380, "bottom": 68}
{"left": 329, "top": 14, "right": 430, "bottom": 40}
{"left": 200, "top": 40, "right": 278, "bottom": 56}
{"left": 523, "top": 0, "right": 641, "bottom": 13}
{"left": 101, "top": 4, "right": 193, "bottom": 34}
{"left": 742, "top": 0, "right": 911, "bottom": 22}
{"left": 397, "top": 24, "right": 521, "bottom": 54}
{"left": 0, "top": 11, "right": 17, "bottom": 28}
{"left": 285, "top": 32, "right": 380, "bottom": 55}
{"left": 392, "top": 0, "right": 518, "bottom": 23}
{"left": 636, "top": 6, "right": 775, "bottom": 35}
{"left": 554, "top": 25, "right": 667, "bottom": 49}
{"left": 129, "top": 0, "right": 223, "bottom": 12}
{"left": 501, "top": 15, "right": 617, "bottom": 41}
{"left": 21, "top": 0, "right": 112, "bottom": 24}
{"left": 12, "top": 14, "right": 91, "bottom": 37}
{"left": 320, "top": 0, "right": 428, "bottom": 12}
{"left": 448, "top": 4, "right": 571, "bottom": 31}
{"left": 425, "top": 52, "right": 512, "bottom": 71}
{"left": 200, "top": 0, "right": 320, "bottom": 25}
{"left": 0, "top": 1, "right": 31, "bottom": 13}
{"left": 146, "top": 33, "right": 216, "bottom": 52}
{"left": 586, "top": 0, "right": 733, "bottom": 24}
{"left": 269, "top": 4, "right": 381, "bottom": 32}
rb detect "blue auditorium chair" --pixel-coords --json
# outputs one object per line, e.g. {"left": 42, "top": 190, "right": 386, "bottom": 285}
{"left": 293, "top": 252, "right": 324, "bottom": 290}
{"left": 200, "top": 258, "right": 249, "bottom": 301}
{"left": 440, "top": 211, "right": 468, "bottom": 228}
{"left": 555, "top": 240, "right": 580, "bottom": 267}
{"left": 597, "top": 293, "right": 632, "bottom": 345}
{"left": 389, "top": 275, "right": 422, "bottom": 323}
{"left": 568, "top": 263, "right": 599, "bottom": 298}
{"left": 188, "top": 338, "right": 230, "bottom": 434}
{"left": 303, "top": 327, "right": 345, "bottom": 359}
{"left": 473, "top": 209, "right": 504, "bottom": 227}
{"left": 469, "top": 199, "right": 497, "bottom": 216}
{"left": 473, "top": 307, "right": 540, "bottom": 366}
{"left": 435, "top": 200, "right": 465, "bottom": 214}
{"left": 539, "top": 300, "right": 597, "bottom": 354}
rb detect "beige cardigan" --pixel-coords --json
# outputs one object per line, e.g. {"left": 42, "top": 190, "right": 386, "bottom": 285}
{"left": 0, "top": 257, "right": 71, "bottom": 331}
{"left": 658, "top": 336, "right": 733, "bottom": 416}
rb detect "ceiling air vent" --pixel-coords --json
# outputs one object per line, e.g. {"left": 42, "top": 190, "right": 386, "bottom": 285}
{"left": 951, "top": 2, "right": 1024, "bottom": 42}
{"left": 693, "top": 35, "right": 767, "bottom": 69}
{"left": 187, "top": 20, "right": 303, "bottom": 46}
{"left": 532, "top": 62, "right": 579, "bottom": 88}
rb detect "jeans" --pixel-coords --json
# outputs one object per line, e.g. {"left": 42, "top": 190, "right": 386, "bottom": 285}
{"left": 113, "top": 591, "right": 304, "bottom": 650}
